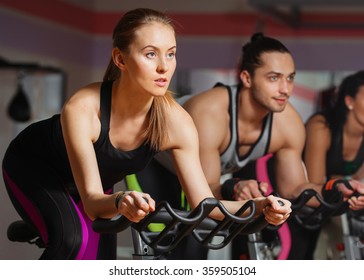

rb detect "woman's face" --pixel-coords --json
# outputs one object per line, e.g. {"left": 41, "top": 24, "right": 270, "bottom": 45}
{"left": 350, "top": 85, "right": 364, "bottom": 127}
{"left": 122, "top": 22, "right": 177, "bottom": 97}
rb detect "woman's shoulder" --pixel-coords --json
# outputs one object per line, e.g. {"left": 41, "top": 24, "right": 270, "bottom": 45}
{"left": 62, "top": 82, "right": 102, "bottom": 117}
{"left": 160, "top": 100, "right": 197, "bottom": 149}
{"left": 65, "top": 82, "right": 102, "bottom": 105}
{"left": 305, "top": 113, "right": 331, "bottom": 140}
{"left": 73, "top": 82, "right": 102, "bottom": 97}
{"left": 305, "top": 112, "right": 329, "bottom": 129}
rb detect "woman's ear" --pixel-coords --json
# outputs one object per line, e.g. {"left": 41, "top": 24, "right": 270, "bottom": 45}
{"left": 112, "top": 48, "right": 125, "bottom": 70}
{"left": 344, "top": 95, "right": 354, "bottom": 110}
{"left": 240, "top": 70, "right": 251, "bottom": 88}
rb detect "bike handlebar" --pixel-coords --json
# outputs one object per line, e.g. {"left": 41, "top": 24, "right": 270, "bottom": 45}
{"left": 92, "top": 183, "right": 361, "bottom": 252}
{"left": 93, "top": 197, "right": 268, "bottom": 252}
{"left": 290, "top": 180, "right": 361, "bottom": 230}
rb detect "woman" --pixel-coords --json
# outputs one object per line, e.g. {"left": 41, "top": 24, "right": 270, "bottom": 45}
{"left": 2, "top": 8, "right": 291, "bottom": 260}
{"left": 304, "top": 70, "right": 364, "bottom": 259}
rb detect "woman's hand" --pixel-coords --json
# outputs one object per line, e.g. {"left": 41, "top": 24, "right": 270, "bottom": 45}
{"left": 334, "top": 179, "right": 364, "bottom": 210}
{"left": 348, "top": 195, "right": 364, "bottom": 211}
{"left": 346, "top": 180, "right": 364, "bottom": 210}
{"left": 116, "top": 191, "right": 155, "bottom": 223}
{"left": 256, "top": 195, "right": 292, "bottom": 226}
{"left": 351, "top": 163, "right": 364, "bottom": 183}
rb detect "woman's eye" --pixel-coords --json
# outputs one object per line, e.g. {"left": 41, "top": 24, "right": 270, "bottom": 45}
{"left": 167, "top": 52, "right": 175, "bottom": 59}
{"left": 146, "top": 52, "right": 156, "bottom": 58}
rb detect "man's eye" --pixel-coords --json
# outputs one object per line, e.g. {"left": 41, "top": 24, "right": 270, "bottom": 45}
{"left": 288, "top": 75, "right": 295, "bottom": 82}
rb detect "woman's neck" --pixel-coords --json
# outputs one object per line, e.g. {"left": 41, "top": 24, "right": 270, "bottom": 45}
{"left": 112, "top": 78, "right": 153, "bottom": 119}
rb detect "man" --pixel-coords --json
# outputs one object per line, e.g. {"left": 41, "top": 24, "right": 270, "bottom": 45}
{"left": 127, "top": 33, "right": 364, "bottom": 259}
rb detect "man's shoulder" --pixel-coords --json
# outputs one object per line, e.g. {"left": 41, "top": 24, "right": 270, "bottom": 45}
{"left": 196, "top": 84, "right": 230, "bottom": 98}
{"left": 184, "top": 86, "right": 230, "bottom": 113}
{"left": 271, "top": 103, "right": 306, "bottom": 148}
{"left": 274, "top": 102, "right": 304, "bottom": 125}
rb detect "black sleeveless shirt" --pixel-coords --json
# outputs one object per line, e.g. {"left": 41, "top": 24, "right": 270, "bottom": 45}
{"left": 6, "top": 80, "right": 157, "bottom": 191}
{"left": 325, "top": 115, "right": 364, "bottom": 178}
{"left": 91, "top": 80, "right": 157, "bottom": 188}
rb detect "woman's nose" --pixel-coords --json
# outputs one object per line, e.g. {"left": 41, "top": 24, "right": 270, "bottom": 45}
{"left": 157, "top": 58, "right": 168, "bottom": 73}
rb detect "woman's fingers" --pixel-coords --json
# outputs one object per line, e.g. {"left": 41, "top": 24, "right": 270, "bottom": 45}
{"left": 267, "top": 195, "right": 292, "bottom": 213}
{"left": 262, "top": 196, "right": 292, "bottom": 225}
{"left": 119, "top": 191, "right": 154, "bottom": 222}
{"left": 263, "top": 206, "right": 291, "bottom": 225}
{"left": 348, "top": 196, "right": 364, "bottom": 210}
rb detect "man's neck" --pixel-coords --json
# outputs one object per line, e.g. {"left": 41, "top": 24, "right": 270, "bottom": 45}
{"left": 238, "top": 88, "right": 269, "bottom": 125}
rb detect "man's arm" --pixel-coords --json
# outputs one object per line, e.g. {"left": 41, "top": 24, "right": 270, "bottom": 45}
{"left": 184, "top": 87, "right": 268, "bottom": 200}
{"left": 272, "top": 106, "right": 324, "bottom": 207}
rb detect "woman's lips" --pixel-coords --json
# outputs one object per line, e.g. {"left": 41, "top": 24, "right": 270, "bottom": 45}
{"left": 155, "top": 78, "right": 167, "bottom": 87}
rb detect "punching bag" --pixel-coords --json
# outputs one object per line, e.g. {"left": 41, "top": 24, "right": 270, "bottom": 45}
{"left": 7, "top": 82, "right": 31, "bottom": 122}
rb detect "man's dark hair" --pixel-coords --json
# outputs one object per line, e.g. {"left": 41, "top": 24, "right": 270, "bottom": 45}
{"left": 237, "top": 32, "right": 290, "bottom": 85}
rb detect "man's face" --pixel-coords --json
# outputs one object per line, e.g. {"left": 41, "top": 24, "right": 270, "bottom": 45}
{"left": 250, "top": 52, "right": 295, "bottom": 113}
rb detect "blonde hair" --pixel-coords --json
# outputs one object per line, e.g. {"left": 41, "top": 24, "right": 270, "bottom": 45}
{"left": 103, "top": 8, "right": 177, "bottom": 151}
{"left": 144, "top": 91, "right": 176, "bottom": 151}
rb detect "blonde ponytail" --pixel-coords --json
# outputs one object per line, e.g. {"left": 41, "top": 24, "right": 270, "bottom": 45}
{"left": 144, "top": 91, "right": 176, "bottom": 151}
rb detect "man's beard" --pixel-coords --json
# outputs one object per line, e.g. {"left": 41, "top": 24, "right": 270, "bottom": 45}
{"left": 251, "top": 85, "right": 287, "bottom": 113}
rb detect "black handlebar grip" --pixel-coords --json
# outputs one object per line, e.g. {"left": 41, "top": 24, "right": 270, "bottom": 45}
{"left": 241, "top": 214, "right": 268, "bottom": 234}
{"left": 326, "top": 180, "right": 362, "bottom": 216}
{"left": 92, "top": 214, "right": 132, "bottom": 233}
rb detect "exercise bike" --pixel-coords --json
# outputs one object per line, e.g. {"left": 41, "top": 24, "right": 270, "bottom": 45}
{"left": 8, "top": 185, "right": 359, "bottom": 260}
{"left": 7, "top": 196, "right": 270, "bottom": 260}
{"left": 245, "top": 188, "right": 345, "bottom": 260}
{"left": 238, "top": 154, "right": 364, "bottom": 260}
{"left": 92, "top": 197, "right": 272, "bottom": 260}
{"left": 4, "top": 191, "right": 331, "bottom": 260}
{"left": 290, "top": 179, "right": 364, "bottom": 260}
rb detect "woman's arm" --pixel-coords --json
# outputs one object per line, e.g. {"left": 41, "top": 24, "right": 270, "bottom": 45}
{"left": 61, "top": 84, "right": 153, "bottom": 221}
{"left": 304, "top": 115, "right": 331, "bottom": 184}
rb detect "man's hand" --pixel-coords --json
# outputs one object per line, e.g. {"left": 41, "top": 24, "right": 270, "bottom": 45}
{"left": 234, "top": 180, "right": 269, "bottom": 200}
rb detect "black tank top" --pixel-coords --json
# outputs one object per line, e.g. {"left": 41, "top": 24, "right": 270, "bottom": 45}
{"left": 7, "top": 80, "right": 157, "bottom": 191}
{"left": 326, "top": 115, "right": 364, "bottom": 178}
{"left": 92, "top": 80, "right": 157, "bottom": 188}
